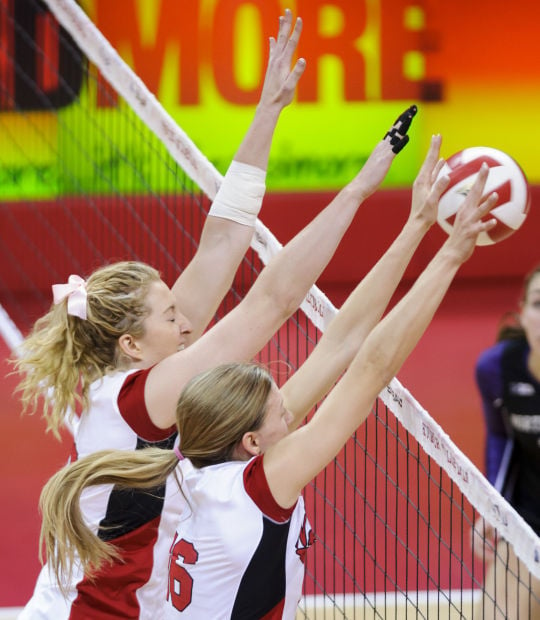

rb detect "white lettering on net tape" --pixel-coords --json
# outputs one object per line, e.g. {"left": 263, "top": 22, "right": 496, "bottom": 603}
{"left": 380, "top": 377, "right": 540, "bottom": 579}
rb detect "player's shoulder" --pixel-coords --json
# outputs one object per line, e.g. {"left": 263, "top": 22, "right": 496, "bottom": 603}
{"left": 476, "top": 338, "right": 528, "bottom": 375}
{"left": 476, "top": 340, "right": 507, "bottom": 369}
{"left": 90, "top": 368, "right": 139, "bottom": 396}
{"left": 475, "top": 341, "right": 511, "bottom": 387}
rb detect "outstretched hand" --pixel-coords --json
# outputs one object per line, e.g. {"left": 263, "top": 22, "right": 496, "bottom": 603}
{"left": 444, "top": 163, "right": 498, "bottom": 264}
{"left": 409, "top": 134, "right": 449, "bottom": 228}
{"left": 354, "top": 104, "right": 418, "bottom": 200}
{"left": 259, "top": 9, "right": 306, "bottom": 111}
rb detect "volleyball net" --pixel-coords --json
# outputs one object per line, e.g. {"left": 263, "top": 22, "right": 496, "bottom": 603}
{"left": 1, "top": 0, "right": 539, "bottom": 617}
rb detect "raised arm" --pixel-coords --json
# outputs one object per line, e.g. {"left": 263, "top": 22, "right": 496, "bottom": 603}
{"left": 172, "top": 10, "right": 306, "bottom": 342}
{"left": 263, "top": 164, "right": 499, "bottom": 508}
{"left": 145, "top": 108, "right": 417, "bottom": 427}
{"left": 281, "top": 134, "right": 448, "bottom": 427}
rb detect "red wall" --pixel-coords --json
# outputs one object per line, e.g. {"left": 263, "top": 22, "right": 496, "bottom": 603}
{"left": 262, "top": 185, "right": 540, "bottom": 287}
{"left": 1, "top": 186, "right": 538, "bottom": 297}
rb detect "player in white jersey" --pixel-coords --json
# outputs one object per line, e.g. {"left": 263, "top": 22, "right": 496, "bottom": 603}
{"left": 164, "top": 456, "right": 311, "bottom": 618}
{"left": 16, "top": 10, "right": 422, "bottom": 618}
{"left": 20, "top": 367, "right": 179, "bottom": 619}
{"left": 37, "top": 146, "right": 499, "bottom": 617}
{"left": 17, "top": 11, "right": 304, "bottom": 618}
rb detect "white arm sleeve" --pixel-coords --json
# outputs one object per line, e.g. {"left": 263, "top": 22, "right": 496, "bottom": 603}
{"left": 208, "top": 160, "right": 266, "bottom": 227}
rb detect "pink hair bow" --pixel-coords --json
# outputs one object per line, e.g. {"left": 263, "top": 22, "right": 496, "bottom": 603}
{"left": 52, "top": 274, "right": 88, "bottom": 320}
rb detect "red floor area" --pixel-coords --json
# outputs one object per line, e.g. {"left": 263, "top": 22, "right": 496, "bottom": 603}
{"left": 0, "top": 278, "right": 522, "bottom": 607}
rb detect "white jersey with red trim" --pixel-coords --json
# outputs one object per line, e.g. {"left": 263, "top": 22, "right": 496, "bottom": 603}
{"left": 165, "top": 456, "right": 314, "bottom": 620}
{"left": 19, "top": 368, "right": 179, "bottom": 620}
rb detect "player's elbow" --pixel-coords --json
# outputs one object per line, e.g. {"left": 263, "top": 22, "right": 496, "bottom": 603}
{"left": 252, "top": 285, "right": 299, "bottom": 328}
{"left": 354, "top": 346, "right": 397, "bottom": 395}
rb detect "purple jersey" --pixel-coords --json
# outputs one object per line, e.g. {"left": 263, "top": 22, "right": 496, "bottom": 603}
{"left": 475, "top": 338, "right": 540, "bottom": 534}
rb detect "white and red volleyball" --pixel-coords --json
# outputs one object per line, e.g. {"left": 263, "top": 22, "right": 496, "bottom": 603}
{"left": 437, "top": 146, "right": 530, "bottom": 245}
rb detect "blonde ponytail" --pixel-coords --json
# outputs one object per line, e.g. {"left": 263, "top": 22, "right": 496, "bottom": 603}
{"left": 39, "top": 448, "right": 177, "bottom": 591}
{"left": 14, "top": 261, "right": 161, "bottom": 437}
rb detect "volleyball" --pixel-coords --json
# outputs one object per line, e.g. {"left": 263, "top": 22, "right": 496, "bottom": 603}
{"left": 437, "top": 146, "right": 530, "bottom": 245}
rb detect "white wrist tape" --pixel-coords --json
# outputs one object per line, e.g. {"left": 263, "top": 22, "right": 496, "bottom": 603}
{"left": 208, "top": 160, "right": 266, "bottom": 227}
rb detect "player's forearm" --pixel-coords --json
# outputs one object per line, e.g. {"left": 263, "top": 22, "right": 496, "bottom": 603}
{"left": 363, "top": 160, "right": 496, "bottom": 392}
{"left": 358, "top": 246, "right": 462, "bottom": 388}
{"left": 172, "top": 161, "right": 266, "bottom": 340}
{"left": 327, "top": 215, "right": 431, "bottom": 352}
{"left": 281, "top": 216, "right": 430, "bottom": 426}
{"left": 172, "top": 223, "right": 253, "bottom": 342}
{"left": 233, "top": 103, "right": 282, "bottom": 170}
{"left": 258, "top": 185, "right": 371, "bottom": 316}
{"left": 334, "top": 131, "right": 446, "bottom": 347}
{"left": 286, "top": 246, "right": 463, "bottom": 485}
{"left": 263, "top": 106, "right": 416, "bottom": 317}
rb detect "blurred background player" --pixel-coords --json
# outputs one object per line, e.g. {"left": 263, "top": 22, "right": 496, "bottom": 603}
{"left": 473, "top": 264, "right": 540, "bottom": 618}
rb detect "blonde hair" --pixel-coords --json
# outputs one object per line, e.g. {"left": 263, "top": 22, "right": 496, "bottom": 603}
{"left": 14, "top": 261, "right": 161, "bottom": 437}
{"left": 39, "top": 448, "right": 178, "bottom": 592}
{"left": 39, "top": 362, "right": 274, "bottom": 585}
{"left": 178, "top": 362, "right": 273, "bottom": 467}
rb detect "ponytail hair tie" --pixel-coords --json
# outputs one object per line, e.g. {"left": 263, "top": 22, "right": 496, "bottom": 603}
{"left": 173, "top": 445, "right": 184, "bottom": 461}
{"left": 52, "top": 275, "right": 88, "bottom": 320}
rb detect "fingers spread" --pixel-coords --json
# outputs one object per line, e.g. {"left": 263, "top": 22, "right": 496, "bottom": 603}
{"left": 424, "top": 134, "right": 442, "bottom": 169}
{"left": 287, "top": 17, "right": 303, "bottom": 49}
{"left": 416, "top": 134, "right": 442, "bottom": 182}
{"left": 432, "top": 173, "right": 450, "bottom": 199}
{"left": 272, "top": 11, "right": 302, "bottom": 63}
{"left": 277, "top": 9, "right": 293, "bottom": 47}
{"left": 431, "top": 157, "right": 446, "bottom": 184}
{"left": 291, "top": 57, "right": 307, "bottom": 80}
{"left": 276, "top": 9, "right": 303, "bottom": 57}
{"left": 477, "top": 192, "right": 499, "bottom": 226}
{"left": 463, "top": 163, "right": 489, "bottom": 207}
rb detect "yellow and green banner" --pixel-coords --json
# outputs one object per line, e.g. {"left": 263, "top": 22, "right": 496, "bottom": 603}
{"left": 2, "top": 0, "right": 540, "bottom": 199}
